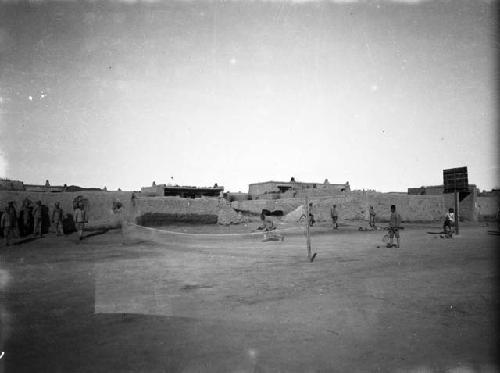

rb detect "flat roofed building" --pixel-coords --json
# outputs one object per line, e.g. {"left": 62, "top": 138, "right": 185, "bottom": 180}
{"left": 0, "top": 179, "right": 25, "bottom": 191}
{"left": 141, "top": 184, "right": 224, "bottom": 198}
{"left": 24, "top": 184, "right": 66, "bottom": 192}
{"left": 23, "top": 184, "right": 103, "bottom": 192}
{"left": 248, "top": 180, "right": 350, "bottom": 199}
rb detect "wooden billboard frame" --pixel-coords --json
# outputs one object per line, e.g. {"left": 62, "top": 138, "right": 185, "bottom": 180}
{"left": 443, "top": 166, "right": 469, "bottom": 235}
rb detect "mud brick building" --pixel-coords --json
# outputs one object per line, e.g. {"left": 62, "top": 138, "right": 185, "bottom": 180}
{"left": 249, "top": 179, "right": 350, "bottom": 200}
{"left": 141, "top": 184, "right": 224, "bottom": 198}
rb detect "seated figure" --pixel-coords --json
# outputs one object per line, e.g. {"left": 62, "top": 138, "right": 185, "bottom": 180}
{"left": 443, "top": 208, "right": 455, "bottom": 238}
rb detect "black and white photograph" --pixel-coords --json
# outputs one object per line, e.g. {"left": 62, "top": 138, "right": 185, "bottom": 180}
{"left": 0, "top": 0, "right": 498, "bottom": 371}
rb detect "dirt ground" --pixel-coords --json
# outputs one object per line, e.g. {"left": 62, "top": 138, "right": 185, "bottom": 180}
{"left": 0, "top": 222, "right": 498, "bottom": 373}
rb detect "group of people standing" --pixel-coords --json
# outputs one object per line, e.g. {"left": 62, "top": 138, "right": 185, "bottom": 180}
{"left": 329, "top": 204, "right": 378, "bottom": 230}
{"left": 292, "top": 202, "right": 404, "bottom": 247}
{"left": 0, "top": 200, "right": 88, "bottom": 246}
{"left": 332, "top": 203, "right": 402, "bottom": 247}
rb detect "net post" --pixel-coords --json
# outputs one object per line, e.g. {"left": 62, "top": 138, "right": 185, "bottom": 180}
{"left": 305, "top": 196, "right": 311, "bottom": 260}
{"left": 455, "top": 190, "right": 459, "bottom": 235}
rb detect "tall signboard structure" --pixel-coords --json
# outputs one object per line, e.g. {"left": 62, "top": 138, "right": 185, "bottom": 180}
{"left": 443, "top": 166, "right": 468, "bottom": 235}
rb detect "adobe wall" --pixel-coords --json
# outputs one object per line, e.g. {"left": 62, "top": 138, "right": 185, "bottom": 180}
{"left": 233, "top": 193, "right": 446, "bottom": 223}
{"left": 0, "top": 191, "right": 236, "bottom": 227}
{"left": 300, "top": 193, "right": 444, "bottom": 223}
{"left": 307, "top": 195, "right": 366, "bottom": 222}
{"left": 250, "top": 183, "right": 348, "bottom": 200}
{"left": 0, "top": 179, "right": 24, "bottom": 191}
{"left": 362, "top": 193, "right": 446, "bottom": 222}
{"left": 282, "top": 189, "right": 348, "bottom": 199}
{"left": 477, "top": 196, "right": 500, "bottom": 221}
{"left": 2, "top": 189, "right": 485, "bottom": 227}
{"left": 134, "top": 193, "right": 449, "bottom": 224}
{"left": 231, "top": 197, "right": 336, "bottom": 216}
{"left": 248, "top": 182, "right": 288, "bottom": 197}
{"left": 133, "top": 196, "right": 226, "bottom": 225}
{"left": 0, "top": 190, "right": 135, "bottom": 228}
{"left": 442, "top": 190, "right": 478, "bottom": 221}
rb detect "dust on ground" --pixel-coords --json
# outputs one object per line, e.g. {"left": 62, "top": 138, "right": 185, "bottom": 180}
{"left": 0, "top": 222, "right": 498, "bottom": 372}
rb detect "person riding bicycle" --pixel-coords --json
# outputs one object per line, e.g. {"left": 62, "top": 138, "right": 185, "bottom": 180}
{"left": 298, "top": 203, "right": 315, "bottom": 227}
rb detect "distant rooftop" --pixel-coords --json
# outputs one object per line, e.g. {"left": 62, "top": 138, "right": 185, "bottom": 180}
{"left": 249, "top": 180, "right": 348, "bottom": 186}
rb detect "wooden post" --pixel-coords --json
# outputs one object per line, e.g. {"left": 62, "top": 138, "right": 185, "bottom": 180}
{"left": 444, "top": 167, "right": 467, "bottom": 236}
{"left": 305, "top": 196, "right": 311, "bottom": 260}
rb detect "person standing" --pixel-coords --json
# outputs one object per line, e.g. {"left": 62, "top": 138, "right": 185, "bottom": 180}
{"left": 369, "top": 206, "right": 376, "bottom": 228}
{"left": 308, "top": 202, "right": 315, "bottom": 227}
{"left": 387, "top": 205, "right": 402, "bottom": 248}
{"left": 259, "top": 209, "right": 283, "bottom": 241}
{"left": 443, "top": 208, "right": 455, "bottom": 237}
{"left": 496, "top": 206, "right": 500, "bottom": 232}
{"left": 259, "top": 210, "right": 274, "bottom": 230}
{"left": 52, "top": 202, "right": 64, "bottom": 236}
{"left": 330, "top": 204, "right": 339, "bottom": 229}
{"left": 113, "top": 201, "right": 126, "bottom": 243}
{"left": 1, "top": 206, "right": 13, "bottom": 246}
{"left": 74, "top": 202, "right": 87, "bottom": 241}
{"left": 0, "top": 208, "right": 3, "bottom": 239}
{"left": 32, "top": 201, "right": 43, "bottom": 238}
{"left": 297, "top": 203, "right": 315, "bottom": 227}
{"left": 21, "top": 200, "right": 32, "bottom": 237}
{"left": 8, "top": 202, "right": 18, "bottom": 238}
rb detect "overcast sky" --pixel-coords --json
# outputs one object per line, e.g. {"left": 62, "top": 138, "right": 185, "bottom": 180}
{"left": 0, "top": 0, "right": 497, "bottom": 192}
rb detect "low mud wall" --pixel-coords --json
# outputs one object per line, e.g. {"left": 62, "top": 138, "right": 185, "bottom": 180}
{"left": 0, "top": 190, "right": 135, "bottom": 229}
{"left": 2, "top": 190, "right": 484, "bottom": 228}
{"left": 234, "top": 193, "right": 447, "bottom": 223}
{"left": 477, "top": 196, "right": 499, "bottom": 221}
{"left": 136, "top": 213, "right": 218, "bottom": 226}
{"left": 0, "top": 192, "right": 239, "bottom": 227}
{"left": 133, "top": 196, "right": 224, "bottom": 224}
{"left": 364, "top": 193, "right": 446, "bottom": 223}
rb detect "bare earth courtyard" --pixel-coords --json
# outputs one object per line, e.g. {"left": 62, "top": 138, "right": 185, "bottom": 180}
{"left": 0, "top": 223, "right": 498, "bottom": 373}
